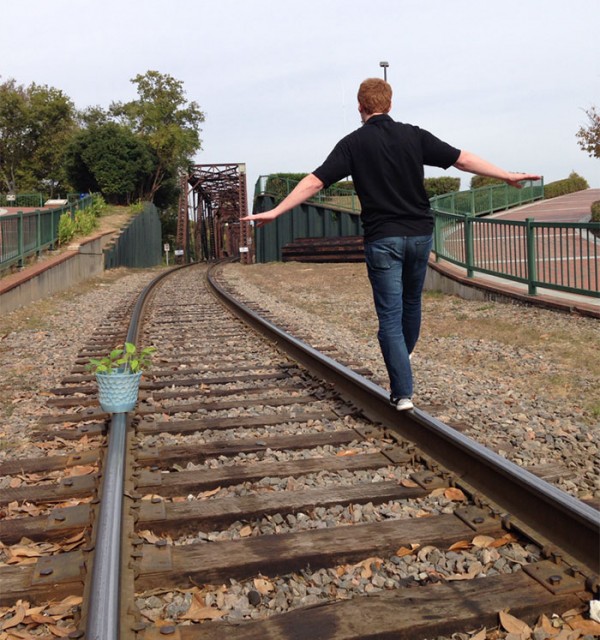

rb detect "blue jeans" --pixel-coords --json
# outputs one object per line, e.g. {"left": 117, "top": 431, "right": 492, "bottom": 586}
{"left": 364, "top": 234, "right": 433, "bottom": 398}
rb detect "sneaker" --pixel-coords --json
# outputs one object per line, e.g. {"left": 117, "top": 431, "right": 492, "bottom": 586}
{"left": 389, "top": 395, "right": 414, "bottom": 411}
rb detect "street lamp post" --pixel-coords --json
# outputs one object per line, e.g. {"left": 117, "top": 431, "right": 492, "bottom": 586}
{"left": 379, "top": 61, "right": 389, "bottom": 81}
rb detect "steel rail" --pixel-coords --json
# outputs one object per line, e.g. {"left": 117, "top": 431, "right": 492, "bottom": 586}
{"left": 207, "top": 263, "right": 600, "bottom": 576}
{"left": 85, "top": 266, "right": 183, "bottom": 640}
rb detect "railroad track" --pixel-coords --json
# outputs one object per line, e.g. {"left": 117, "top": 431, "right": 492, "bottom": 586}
{"left": 0, "top": 262, "right": 598, "bottom": 640}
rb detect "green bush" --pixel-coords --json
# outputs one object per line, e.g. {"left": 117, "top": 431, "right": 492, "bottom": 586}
{"left": 88, "top": 193, "right": 107, "bottom": 217}
{"left": 470, "top": 175, "right": 504, "bottom": 189}
{"left": 335, "top": 180, "right": 354, "bottom": 191}
{"left": 265, "top": 173, "right": 308, "bottom": 200}
{"left": 424, "top": 177, "right": 460, "bottom": 198}
{"left": 57, "top": 203, "right": 99, "bottom": 245}
{"left": 58, "top": 212, "right": 77, "bottom": 244}
{"left": 74, "top": 209, "right": 97, "bottom": 236}
{"left": 265, "top": 174, "right": 463, "bottom": 202}
{"left": 129, "top": 201, "right": 144, "bottom": 215}
{"left": 544, "top": 172, "right": 589, "bottom": 199}
{"left": 265, "top": 173, "right": 357, "bottom": 204}
{"left": 591, "top": 200, "right": 600, "bottom": 222}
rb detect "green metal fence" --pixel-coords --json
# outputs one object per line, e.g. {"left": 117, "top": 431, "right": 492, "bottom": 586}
{"left": 253, "top": 176, "right": 598, "bottom": 298}
{"left": 0, "top": 193, "right": 44, "bottom": 208}
{"left": 103, "top": 202, "right": 162, "bottom": 268}
{"left": 254, "top": 194, "right": 362, "bottom": 263}
{"left": 429, "top": 180, "right": 544, "bottom": 215}
{"left": 433, "top": 212, "right": 599, "bottom": 297}
{"left": 0, "top": 195, "right": 93, "bottom": 271}
{"left": 256, "top": 176, "right": 545, "bottom": 217}
{"left": 255, "top": 175, "right": 361, "bottom": 213}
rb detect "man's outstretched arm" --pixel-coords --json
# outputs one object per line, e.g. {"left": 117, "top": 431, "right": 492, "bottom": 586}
{"left": 453, "top": 150, "right": 541, "bottom": 188}
{"left": 241, "top": 173, "right": 324, "bottom": 227}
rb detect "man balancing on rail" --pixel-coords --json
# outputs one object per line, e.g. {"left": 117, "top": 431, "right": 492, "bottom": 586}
{"left": 241, "top": 78, "right": 540, "bottom": 411}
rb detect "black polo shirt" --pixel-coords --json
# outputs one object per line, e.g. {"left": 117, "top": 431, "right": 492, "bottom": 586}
{"left": 312, "top": 114, "right": 461, "bottom": 242}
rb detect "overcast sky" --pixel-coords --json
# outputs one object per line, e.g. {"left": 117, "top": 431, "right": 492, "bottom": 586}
{"left": 2, "top": 0, "right": 599, "bottom": 201}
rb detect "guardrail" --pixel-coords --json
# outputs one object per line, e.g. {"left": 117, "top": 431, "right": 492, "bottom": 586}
{"left": 255, "top": 176, "right": 545, "bottom": 217}
{"left": 255, "top": 175, "right": 361, "bottom": 213}
{"left": 433, "top": 211, "right": 599, "bottom": 298}
{"left": 430, "top": 180, "right": 544, "bottom": 215}
{"left": 0, "top": 195, "right": 93, "bottom": 272}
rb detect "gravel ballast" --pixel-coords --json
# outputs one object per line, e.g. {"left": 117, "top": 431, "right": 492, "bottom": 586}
{"left": 1, "top": 261, "right": 598, "bottom": 638}
{"left": 1, "top": 262, "right": 597, "bottom": 501}
{"left": 219, "top": 262, "right": 599, "bottom": 503}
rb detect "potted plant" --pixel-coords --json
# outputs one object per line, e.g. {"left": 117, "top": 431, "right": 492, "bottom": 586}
{"left": 86, "top": 342, "right": 156, "bottom": 413}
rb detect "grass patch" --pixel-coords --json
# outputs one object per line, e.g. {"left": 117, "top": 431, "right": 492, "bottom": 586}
{"left": 0, "top": 267, "right": 146, "bottom": 336}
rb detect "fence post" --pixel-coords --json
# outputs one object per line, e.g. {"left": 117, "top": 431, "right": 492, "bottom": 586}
{"left": 526, "top": 218, "right": 537, "bottom": 295}
{"left": 465, "top": 214, "right": 474, "bottom": 278}
{"left": 52, "top": 208, "right": 59, "bottom": 249}
{"left": 433, "top": 215, "right": 441, "bottom": 263}
{"left": 36, "top": 210, "right": 42, "bottom": 256}
{"left": 17, "top": 212, "right": 24, "bottom": 267}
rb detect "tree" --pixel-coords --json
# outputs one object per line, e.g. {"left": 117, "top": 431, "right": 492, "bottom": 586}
{"left": 576, "top": 105, "right": 600, "bottom": 159}
{"left": 0, "top": 79, "right": 31, "bottom": 192}
{"left": 111, "top": 70, "right": 205, "bottom": 202}
{"left": 25, "top": 83, "right": 77, "bottom": 196}
{"left": 65, "top": 122, "right": 155, "bottom": 204}
{"left": 0, "top": 78, "right": 76, "bottom": 195}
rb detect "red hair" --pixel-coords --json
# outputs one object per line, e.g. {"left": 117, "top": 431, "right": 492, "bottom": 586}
{"left": 357, "top": 78, "right": 392, "bottom": 114}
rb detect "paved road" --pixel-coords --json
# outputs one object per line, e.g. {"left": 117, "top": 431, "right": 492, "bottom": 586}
{"left": 440, "top": 189, "right": 599, "bottom": 310}
{"left": 492, "top": 188, "right": 600, "bottom": 222}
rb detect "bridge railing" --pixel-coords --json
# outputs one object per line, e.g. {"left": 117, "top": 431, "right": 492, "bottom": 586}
{"left": 256, "top": 176, "right": 545, "bottom": 217}
{"left": 430, "top": 180, "right": 544, "bottom": 215}
{"left": 0, "top": 194, "right": 94, "bottom": 272}
{"left": 433, "top": 212, "right": 599, "bottom": 297}
{"left": 255, "top": 175, "right": 361, "bottom": 213}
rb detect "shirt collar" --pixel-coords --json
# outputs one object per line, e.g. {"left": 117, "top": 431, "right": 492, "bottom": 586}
{"left": 365, "top": 113, "right": 393, "bottom": 125}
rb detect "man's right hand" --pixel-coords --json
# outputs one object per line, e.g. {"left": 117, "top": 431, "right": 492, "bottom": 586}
{"left": 505, "top": 173, "right": 542, "bottom": 188}
{"left": 240, "top": 210, "right": 280, "bottom": 227}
